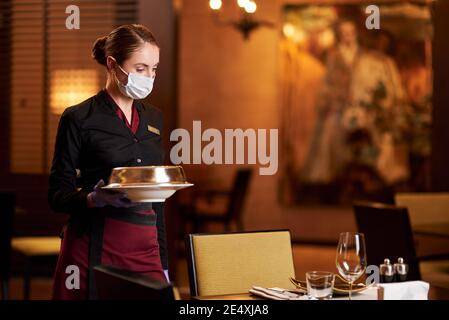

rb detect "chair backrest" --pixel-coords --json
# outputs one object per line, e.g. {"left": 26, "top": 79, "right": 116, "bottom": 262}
{"left": 0, "top": 192, "right": 15, "bottom": 281}
{"left": 186, "top": 230, "right": 295, "bottom": 297}
{"left": 226, "top": 169, "right": 253, "bottom": 221}
{"left": 395, "top": 192, "right": 449, "bottom": 226}
{"left": 353, "top": 202, "right": 421, "bottom": 281}
{"left": 94, "top": 265, "right": 174, "bottom": 300}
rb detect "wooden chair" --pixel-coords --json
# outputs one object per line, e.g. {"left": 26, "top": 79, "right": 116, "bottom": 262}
{"left": 185, "top": 230, "right": 296, "bottom": 297}
{"left": 181, "top": 169, "right": 253, "bottom": 233}
{"left": 0, "top": 192, "right": 15, "bottom": 300}
{"left": 94, "top": 265, "right": 175, "bottom": 300}
{"left": 353, "top": 202, "right": 422, "bottom": 281}
{"left": 11, "top": 236, "right": 60, "bottom": 300}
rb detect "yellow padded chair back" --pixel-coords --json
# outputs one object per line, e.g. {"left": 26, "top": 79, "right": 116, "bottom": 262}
{"left": 187, "top": 230, "right": 295, "bottom": 297}
{"left": 395, "top": 192, "right": 449, "bottom": 226}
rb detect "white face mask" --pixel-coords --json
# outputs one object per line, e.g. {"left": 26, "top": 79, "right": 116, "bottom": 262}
{"left": 114, "top": 63, "right": 155, "bottom": 100}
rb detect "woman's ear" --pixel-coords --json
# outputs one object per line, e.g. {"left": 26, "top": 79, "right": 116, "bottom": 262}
{"left": 106, "top": 56, "right": 115, "bottom": 71}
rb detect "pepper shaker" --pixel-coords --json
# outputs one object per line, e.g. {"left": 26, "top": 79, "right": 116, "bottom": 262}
{"left": 394, "top": 257, "right": 408, "bottom": 282}
{"left": 380, "top": 258, "right": 395, "bottom": 283}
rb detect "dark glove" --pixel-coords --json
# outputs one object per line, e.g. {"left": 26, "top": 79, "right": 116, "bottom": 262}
{"left": 88, "top": 179, "right": 136, "bottom": 208}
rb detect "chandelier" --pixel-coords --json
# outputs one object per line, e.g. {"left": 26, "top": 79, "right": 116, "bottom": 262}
{"left": 208, "top": 0, "right": 274, "bottom": 40}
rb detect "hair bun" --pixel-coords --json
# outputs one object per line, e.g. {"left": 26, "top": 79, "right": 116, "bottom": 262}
{"left": 92, "top": 36, "right": 108, "bottom": 66}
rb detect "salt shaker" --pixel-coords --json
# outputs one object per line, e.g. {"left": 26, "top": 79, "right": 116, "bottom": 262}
{"left": 380, "top": 258, "right": 395, "bottom": 283}
{"left": 394, "top": 257, "right": 409, "bottom": 282}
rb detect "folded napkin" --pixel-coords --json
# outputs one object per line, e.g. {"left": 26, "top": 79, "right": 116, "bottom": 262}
{"left": 379, "top": 281, "right": 429, "bottom": 300}
{"left": 249, "top": 286, "right": 305, "bottom": 300}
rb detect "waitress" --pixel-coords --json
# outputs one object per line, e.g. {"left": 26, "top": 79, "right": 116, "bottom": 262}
{"left": 48, "top": 24, "right": 169, "bottom": 300}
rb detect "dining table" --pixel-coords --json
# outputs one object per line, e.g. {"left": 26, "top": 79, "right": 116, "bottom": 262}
{"left": 193, "top": 286, "right": 381, "bottom": 300}
{"left": 192, "top": 282, "right": 449, "bottom": 300}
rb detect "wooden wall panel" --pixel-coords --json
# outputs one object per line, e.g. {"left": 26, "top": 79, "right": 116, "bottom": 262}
{"left": 0, "top": 1, "right": 12, "bottom": 175}
{"left": 10, "top": 0, "right": 44, "bottom": 173}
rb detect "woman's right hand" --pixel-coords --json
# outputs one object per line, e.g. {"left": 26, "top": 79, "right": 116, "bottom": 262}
{"left": 87, "top": 179, "right": 135, "bottom": 208}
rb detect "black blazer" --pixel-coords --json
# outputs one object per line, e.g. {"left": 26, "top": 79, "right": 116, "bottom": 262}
{"left": 48, "top": 90, "right": 168, "bottom": 270}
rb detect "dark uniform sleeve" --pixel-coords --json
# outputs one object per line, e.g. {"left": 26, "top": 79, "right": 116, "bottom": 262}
{"left": 48, "top": 108, "right": 89, "bottom": 214}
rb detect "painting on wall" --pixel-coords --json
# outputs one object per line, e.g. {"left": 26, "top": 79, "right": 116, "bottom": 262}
{"left": 279, "top": 2, "right": 433, "bottom": 206}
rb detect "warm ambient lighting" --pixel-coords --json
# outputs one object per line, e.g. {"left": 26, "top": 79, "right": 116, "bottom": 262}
{"left": 209, "top": 0, "right": 272, "bottom": 40}
{"left": 50, "top": 69, "right": 99, "bottom": 115}
{"left": 209, "top": 0, "right": 222, "bottom": 11}
{"left": 237, "top": 0, "right": 256, "bottom": 13}
{"left": 237, "top": 0, "right": 249, "bottom": 8}
{"left": 282, "top": 23, "right": 306, "bottom": 44}
{"left": 243, "top": 1, "right": 257, "bottom": 14}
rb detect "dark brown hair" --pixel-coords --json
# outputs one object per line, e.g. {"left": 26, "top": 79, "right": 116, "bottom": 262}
{"left": 92, "top": 24, "right": 158, "bottom": 66}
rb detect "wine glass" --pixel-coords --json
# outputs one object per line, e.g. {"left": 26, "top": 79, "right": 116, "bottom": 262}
{"left": 336, "top": 232, "right": 367, "bottom": 300}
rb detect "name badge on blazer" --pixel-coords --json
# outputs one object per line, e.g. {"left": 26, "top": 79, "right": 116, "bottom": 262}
{"left": 147, "top": 125, "right": 160, "bottom": 135}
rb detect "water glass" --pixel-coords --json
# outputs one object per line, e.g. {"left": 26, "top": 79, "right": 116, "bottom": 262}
{"left": 306, "top": 271, "right": 335, "bottom": 300}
